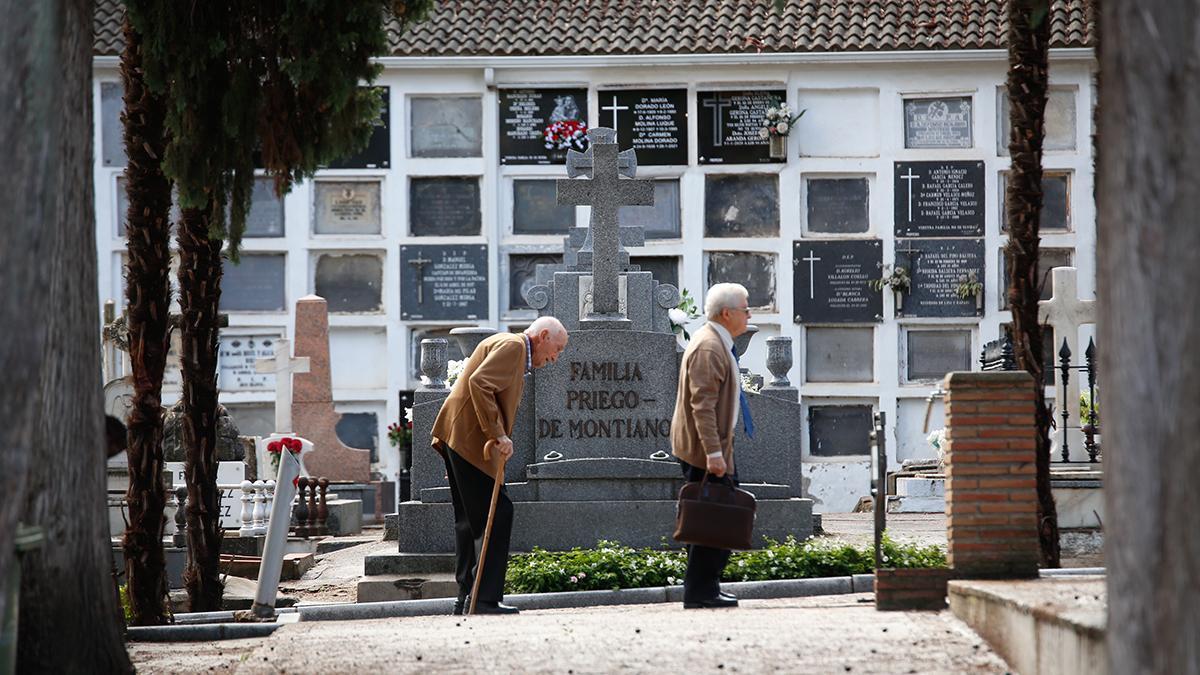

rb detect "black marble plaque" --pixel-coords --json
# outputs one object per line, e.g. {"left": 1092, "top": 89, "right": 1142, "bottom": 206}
{"left": 793, "top": 240, "right": 883, "bottom": 324}
{"left": 808, "top": 405, "right": 873, "bottom": 457}
{"left": 327, "top": 87, "right": 390, "bottom": 169}
{"left": 598, "top": 89, "right": 688, "bottom": 166}
{"left": 896, "top": 238, "right": 985, "bottom": 317}
{"left": 704, "top": 174, "right": 780, "bottom": 237}
{"left": 904, "top": 96, "right": 973, "bottom": 149}
{"left": 707, "top": 252, "right": 775, "bottom": 310}
{"left": 697, "top": 90, "right": 786, "bottom": 164}
{"left": 806, "top": 178, "right": 870, "bottom": 233}
{"left": 315, "top": 253, "right": 383, "bottom": 313}
{"left": 400, "top": 245, "right": 488, "bottom": 320}
{"left": 221, "top": 254, "right": 286, "bottom": 312}
{"left": 632, "top": 256, "right": 679, "bottom": 289}
{"left": 336, "top": 412, "right": 379, "bottom": 463}
{"left": 894, "top": 161, "right": 984, "bottom": 237}
{"left": 410, "top": 177, "right": 481, "bottom": 236}
{"left": 499, "top": 88, "right": 589, "bottom": 165}
{"left": 513, "top": 179, "right": 576, "bottom": 235}
{"left": 1001, "top": 172, "right": 1071, "bottom": 232}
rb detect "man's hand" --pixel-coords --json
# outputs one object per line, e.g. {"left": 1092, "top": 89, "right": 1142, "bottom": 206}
{"left": 493, "top": 435, "right": 514, "bottom": 461}
{"left": 706, "top": 455, "right": 727, "bottom": 477}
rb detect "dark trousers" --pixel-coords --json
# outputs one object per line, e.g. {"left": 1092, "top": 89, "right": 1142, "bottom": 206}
{"left": 679, "top": 460, "right": 737, "bottom": 602}
{"left": 443, "top": 449, "right": 514, "bottom": 603}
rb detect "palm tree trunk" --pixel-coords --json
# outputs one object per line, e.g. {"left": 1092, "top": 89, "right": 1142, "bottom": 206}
{"left": 1004, "top": 0, "right": 1060, "bottom": 567}
{"left": 119, "top": 15, "right": 173, "bottom": 626}
{"left": 176, "top": 205, "right": 225, "bottom": 612}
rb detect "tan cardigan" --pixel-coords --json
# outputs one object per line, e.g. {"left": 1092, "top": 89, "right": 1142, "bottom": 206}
{"left": 431, "top": 332, "right": 527, "bottom": 480}
{"left": 670, "top": 323, "right": 739, "bottom": 473}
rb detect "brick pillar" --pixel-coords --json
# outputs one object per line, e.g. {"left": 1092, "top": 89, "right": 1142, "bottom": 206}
{"left": 944, "top": 371, "right": 1040, "bottom": 578}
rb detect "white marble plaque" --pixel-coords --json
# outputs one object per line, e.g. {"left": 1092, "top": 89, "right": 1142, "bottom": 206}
{"left": 166, "top": 461, "right": 246, "bottom": 528}
{"left": 314, "top": 181, "right": 381, "bottom": 235}
{"left": 219, "top": 335, "right": 280, "bottom": 391}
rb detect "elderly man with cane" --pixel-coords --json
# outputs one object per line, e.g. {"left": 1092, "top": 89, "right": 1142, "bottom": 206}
{"left": 671, "top": 283, "right": 755, "bottom": 609}
{"left": 431, "top": 316, "right": 569, "bottom": 615}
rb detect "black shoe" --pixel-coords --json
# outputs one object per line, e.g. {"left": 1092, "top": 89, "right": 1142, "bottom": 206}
{"left": 452, "top": 597, "right": 466, "bottom": 616}
{"left": 719, "top": 591, "right": 738, "bottom": 601}
{"left": 472, "top": 601, "right": 520, "bottom": 615}
{"left": 684, "top": 596, "right": 739, "bottom": 609}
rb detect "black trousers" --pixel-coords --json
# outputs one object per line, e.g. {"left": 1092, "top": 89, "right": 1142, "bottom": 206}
{"left": 443, "top": 449, "right": 514, "bottom": 603}
{"left": 679, "top": 460, "right": 738, "bottom": 602}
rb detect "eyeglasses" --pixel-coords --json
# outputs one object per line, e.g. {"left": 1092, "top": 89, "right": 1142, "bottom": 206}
{"left": 728, "top": 307, "right": 751, "bottom": 315}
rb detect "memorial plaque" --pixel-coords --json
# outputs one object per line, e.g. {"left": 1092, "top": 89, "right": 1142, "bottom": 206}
{"left": 905, "top": 330, "right": 972, "bottom": 382}
{"left": 410, "top": 177, "right": 481, "bottom": 236}
{"left": 705, "top": 174, "right": 780, "bottom": 237}
{"left": 598, "top": 89, "right": 688, "bottom": 166}
{"left": 327, "top": 87, "right": 390, "bottom": 169}
{"left": 400, "top": 245, "right": 488, "bottom": 321}
{"left": 1001, "top": 171, "right": 1070, "bottom": 232}
{"left": 101, "top": 82, "right": 126, "bottom": 167}
{"left": 619, "top": 179, "right": 681, "bottom": 239}
{"left": 894, "top": 161, "right": 984, "bottom": 237}
{"left": 244, "top": 177, "right": 285, "bottom": 237}
{"left": 166, "top": 461, "right": 245, "bottom": 527}
{"left": 218, "top": 335, "right": 280, "bottom": 391}
{"left": 221, "top": 254, "right": 286, "bottom": 312}
{"left": 513, "top": 180, "right": 576, "bottom": 235}
{"left": 499, "top": 88, "right": 589, "bottom": 165}
{"left": 805, "top": 327, "right": 874, "bottom": 382}
{"left": 336, "top": 412, "right": 379, "bottom": 463}
{"left": 999, "top": 247, "right": 1073, "bottom": 308}
{"left": 793, "top": 240, "right": 883, "bottom": 323}
{"left": 410, "top": 96, "right": 482, "bottom": 158}
{"left": 999, "top": 86, "right": 1076, "bottom": 154}
{"left": 314, "top": 181, "right": 381, "bottom": 235}
{"left": 509, "top": 253, "right": 562, "bottom": 309}
{"left": 903, "top": 96, "right": 973, "bottom": 149}
{"left": 896, "top": 238, "right": 985, "bottom": 317}
{"left": 315, "top": 253, "right": 383, "bottom": 312}
{"left": 632, "top": 256, "right": 679, "bottom": 289}
{"left": 697, "top": 90, "right": 785, "bottom": 164}
{"left": 707, "top": 251, "right": 775, "bottom": 310}
{"left": 806, "top": 177, "right": 870, "bottom": 234}
{"left": 808, "top": 404, "right": 873, "bottom": 457}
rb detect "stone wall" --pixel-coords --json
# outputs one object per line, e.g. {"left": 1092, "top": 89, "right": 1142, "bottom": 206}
{"left": 944, "top": 371, "right": 1040, "bottom": 578}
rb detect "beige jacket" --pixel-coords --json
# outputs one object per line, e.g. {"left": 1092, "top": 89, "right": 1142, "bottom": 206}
{"left": 670, "top": 323, "right": 739, "bottom": 473}
{"left": 431, "top": 332, "right": 527, "bottom": 479}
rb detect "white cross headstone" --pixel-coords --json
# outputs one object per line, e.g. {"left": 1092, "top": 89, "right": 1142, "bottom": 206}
{"left": 255, "top": 338, "right": 310, "bottom": 434}
{"left": 802, "top": 250, "right": 822, "bottom": 300}
{"left": 1037, "top": 267, "right": 1097, "bottom": 462}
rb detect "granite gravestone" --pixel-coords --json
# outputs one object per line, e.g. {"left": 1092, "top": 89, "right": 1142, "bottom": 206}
{"left": 894, "top": 161, "right": 984, "bottom": 237}
{"left": 903, "top": 96, "right": 973, "bottom": 149}
{"left": 326, "top": 86, "right": 390, "bottom": 169}
{"left": 599, "top": 89, "right": 688, "bottom": 166}
{"left": 399, "top": 245, "right": 488, "bottom": 321}
{"left": 697, "top": 90, "right": 785, "bottom": 164}
{"left": 499, "top": 88, "right": 589, "bottom": 165}
{"left": 793, "top": 240, "right": 883, "bottom": 323}
{"left": 896, "top": 238, "right": 985, "bottom": 317}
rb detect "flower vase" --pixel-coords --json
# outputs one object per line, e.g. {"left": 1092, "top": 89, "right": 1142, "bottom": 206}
{"left": 894, "top": 289, "right": 905, "bottom": 314}
{"left": 974, "top": 291, "right": 984, "bottom": 312}
{"left": 769, "top": 134, "right": 787, "bottom": 159}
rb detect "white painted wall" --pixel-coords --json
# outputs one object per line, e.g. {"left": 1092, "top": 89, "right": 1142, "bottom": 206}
{"left": 92, "top": 50, "right": 1097, "bottom": 513}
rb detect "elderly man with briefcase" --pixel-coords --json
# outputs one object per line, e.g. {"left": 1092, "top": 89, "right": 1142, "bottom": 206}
{"left": 670, "top": 282, "right": 758, "bottom": 609}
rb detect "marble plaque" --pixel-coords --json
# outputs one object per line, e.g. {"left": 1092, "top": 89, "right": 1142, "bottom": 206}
{"left": 314, "top": 181, "right": 381, "bottom": 235}
{"left": 509, "top": 253, "right": 562, "bottom": 309}
{"left": 619, "top": 179, "right": 681, "bottom": 239}
{"left": 101, "top": 82, "right": 126, "bottom": 167}
{"left": 410, "top": 96, "right": 483, "bottom": 158}
{"left": 165, "top": 461, "right": 245, "bottom": 528}
{"left": 697, "top": 90, "right": 786, "bottom": 164}
{"left": 400, "top": 245, "right": 488, "bottom": 320}
{"left": 705, "top": 174, "right": 780, "bottom": 237}
{"left": 707, "top": 251, "right": 775, "bottom": 310}
{"left": 244, "top": 178, "right": 285, "bottom": 237}
{"left": 315, "top": 253, "right": 383, "bottom": 312}
{"left": 632, "top": 256, "right": 679, "bottom": 289}
{"left": 793, "top": 240, "right": 883, "bottom": 323}
{"left": 598, "top": 88, "right": 688, "bottom": 166}
{"left": 221, "top": 254, "right": 286, "bottom": 312}
{"left": 327, "top": 86, "right": 390, "bottom": 169}
{"left": 336, "top": 412, "right": 379, "bottom": 463}
{"left": 513, "top": 179, "right": 576, "bottom": 235}
{"left": 218, "top": 334, "right": 279, "bottom": 391}
{"left": 894, "top": 161, "right": 984, "bottom": 237}
{"left": 499, "top": 88, "right": 589, "bottom": 165}
{"left": 808, "top": 405, "right": 873, "bottom": 457}
{"left": 805, "top": 327, "right": 874, "bottom": 382}
{"left": 806, "top": 177, "right": 870, "bottom": 234}
{"left": 1001, "top": 171, "right": 1071, "bottom": 232}
{"left": 410, "top": 177, "right": 481, "bottom": 236}
{"left": 999, "top": 247, "right": 1073, "bottom": 309}
{"left": 896, "top": 238, "right": 985, "bottom": 318}
{"left": 906, "top": 329, "right": 972, "bottom": 382}
{"left": 998, "top": 86, "right": 1077, "bottom": 154}
{"left": 904, "top": 96, "right": 973, "bottom": 149}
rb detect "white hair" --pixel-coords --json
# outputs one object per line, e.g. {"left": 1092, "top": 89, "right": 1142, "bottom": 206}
{"left": 704, "top": 283, "right": 749, "bottom": 320}
{"left": 525, "top": 315, "right": 567, "bottom": 340}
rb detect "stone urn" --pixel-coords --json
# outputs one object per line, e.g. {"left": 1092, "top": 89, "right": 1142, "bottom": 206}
{"left": 449, "top": 326, "right": 498, "bottom": 360}
{"left": 419, "top": 338, "right": 449, "bottom": 388}
{"left": 733, "top": 324, "right": 759, "bottom": 358}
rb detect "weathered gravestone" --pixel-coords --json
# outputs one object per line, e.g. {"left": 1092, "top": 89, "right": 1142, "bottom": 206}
{"left": 395, "top": 128, "right": 814, "bottom": 554}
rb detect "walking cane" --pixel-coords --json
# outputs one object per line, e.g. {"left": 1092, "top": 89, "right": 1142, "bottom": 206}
{"left": 468, "top": 439, "right": 505, "bottom": 615}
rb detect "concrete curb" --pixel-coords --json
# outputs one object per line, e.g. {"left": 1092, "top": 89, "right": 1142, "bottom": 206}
{"left": 126, "top": 623, "right": 282, "bottom": 642}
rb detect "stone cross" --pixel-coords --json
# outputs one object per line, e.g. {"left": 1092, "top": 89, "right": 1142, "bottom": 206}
{"left": 255, "top": 338, "right": 310, "bottom": 434}
{"left": 557, "top": 127, "right": 654, "bottom": 318}
{"left": 1037, "top": 267, "right": 1096, "bottom": 461}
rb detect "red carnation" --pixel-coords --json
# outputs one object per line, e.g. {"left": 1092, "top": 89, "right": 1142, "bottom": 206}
{"left": 267, "top": 440, "right": 282, "bottom": 453}
{"left": 288, "top": 438, "right": 302, "bottom": 453}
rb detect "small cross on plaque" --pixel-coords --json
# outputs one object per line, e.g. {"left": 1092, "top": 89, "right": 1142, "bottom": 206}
{"left": 407, "top": 253, "right": 433, "bottom": 304}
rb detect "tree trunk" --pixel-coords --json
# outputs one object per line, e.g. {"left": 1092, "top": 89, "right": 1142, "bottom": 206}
{"left": 1099, "top": 1, "right": 1200, "bottom": 672}
{"left": 176, "top": 206, "right": 226, "bottom": 612}
{"left": 119, "top": 15, "right": 174, "bottom": 627}
{"left": 1004, "top": 0, "right": 1060, "bottom": 568}
{"left": 1, "top": 0, "right": 134, "bottom": 669}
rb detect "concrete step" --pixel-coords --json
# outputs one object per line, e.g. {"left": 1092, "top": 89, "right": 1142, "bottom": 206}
{"left": 887, "top": 496, "right": 945, "bottom": 513}
{"left": 949, "top": 576, "right": 1106, "bottom": 675}
{"left": 364, "top": 552, "right": 457, "bottom": 576}
{"left": 356, "top": 573, "right": 459, "bottom": 604}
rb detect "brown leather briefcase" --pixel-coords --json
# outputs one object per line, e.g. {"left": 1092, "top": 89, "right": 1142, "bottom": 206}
{"left": 673, "top": 476, "right": 757, "bottom": 550}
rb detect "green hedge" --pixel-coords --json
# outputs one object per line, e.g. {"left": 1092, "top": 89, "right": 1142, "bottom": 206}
{"left": 505, "top": 535, "right": 946, "bottom": 594}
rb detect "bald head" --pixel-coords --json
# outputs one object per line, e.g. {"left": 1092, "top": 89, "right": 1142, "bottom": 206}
{"left": 524, "top": 316, "right": 569, "bottom": 368}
